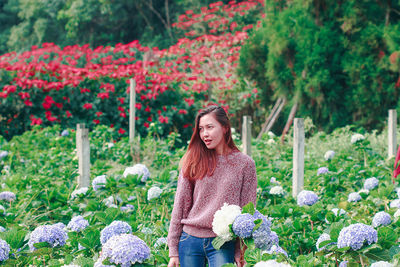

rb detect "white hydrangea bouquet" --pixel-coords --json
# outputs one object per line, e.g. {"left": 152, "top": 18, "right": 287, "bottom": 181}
{"left": 211, "top": 202, "right": 276, "bottom": 252}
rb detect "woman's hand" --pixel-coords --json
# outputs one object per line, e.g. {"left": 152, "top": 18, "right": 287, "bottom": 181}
{"left": 168, "top": 256, "right": 180, "bottom": 267}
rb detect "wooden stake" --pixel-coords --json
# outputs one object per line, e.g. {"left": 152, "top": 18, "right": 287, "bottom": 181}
{"left": 76, "top": 123, "right": 90, "bottom": 188}
{"left": 292, "top": 118, "right": 304, "bottom": 198}
{"left": 388, "top": 109, "right": 397, "bottom": 158}
{"left": 242, "top": 115, "right": 252, "bottom": 156}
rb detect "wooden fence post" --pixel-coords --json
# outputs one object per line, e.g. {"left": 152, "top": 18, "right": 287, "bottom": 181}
{"left": 129, "top": 78, "right": 136, "bottom": 143}
{"left": 292, "top": 118, "right": 304, "bottom": 198}
{"left": 242, "top": 115, "right": 252, "bottom": 156}
{"left": 76, "top": 123, "right": 90, "bottom": 188}
{"left": 388, "top": 109, "right": 397, "bottom": 158}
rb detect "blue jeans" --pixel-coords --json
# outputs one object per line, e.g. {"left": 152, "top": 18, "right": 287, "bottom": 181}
{"left": 178, "top": 231, "right": 235, "bottom": 267}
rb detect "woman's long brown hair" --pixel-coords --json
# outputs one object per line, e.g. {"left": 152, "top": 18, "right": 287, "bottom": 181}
{"left": 180, "top": 105, "right": 239, "bottom": 182}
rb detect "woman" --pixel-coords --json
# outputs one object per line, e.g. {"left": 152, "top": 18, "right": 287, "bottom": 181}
{"left": 167, "top": 105, "right": 257, "bottom": 267}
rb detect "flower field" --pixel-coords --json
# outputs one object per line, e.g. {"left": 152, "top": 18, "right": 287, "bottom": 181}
{"left": 0, "top": 123, "right": 399, "bottom": 266}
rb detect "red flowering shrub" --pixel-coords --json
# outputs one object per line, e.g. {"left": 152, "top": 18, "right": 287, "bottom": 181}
{"left": 0, "top": 0, "right": 264, "bottom": 140}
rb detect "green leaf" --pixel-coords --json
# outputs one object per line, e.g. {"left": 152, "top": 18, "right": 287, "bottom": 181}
{"left": 378, "top": 227, "right": 397, "bottom": 249}
{"left": 211, "top": 236, "right": 228, "bottom": 250}
{"left": 242, "top": 202, "right": 255, "bottom": 215}
{"left": 364, "top": 248, "right": 391, "bottom": 262}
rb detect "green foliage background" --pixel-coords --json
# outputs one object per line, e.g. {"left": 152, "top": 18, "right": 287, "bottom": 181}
{"left": 239, "top": 0, "right": 400, "bottom": 133}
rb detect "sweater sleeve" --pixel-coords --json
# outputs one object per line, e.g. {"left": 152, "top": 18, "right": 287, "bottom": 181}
{"left": 240, "top": 157, "right": 257, "bottom": 208}
{"left": 167, "top": 170, "right": 193, "bottom": 257}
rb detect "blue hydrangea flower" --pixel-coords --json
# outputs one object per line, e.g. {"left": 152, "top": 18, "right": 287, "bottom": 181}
{"left": 0, "top": 238, "right": 10, "bottom": 262}
{"left": 348, "top": 192, "right": 361, "bottom": 203}
{"left": 364, "top": 177, "right": 379, "bottom": 190}
{"left": 120, "top": 204, "right": 135, "bottom": 212}
{"left": 317, "top": 167, "right": 329, "bottom": 175}
{"left": 61, "top": 130, "right": 69, "bottom": 137}
{"left": 297, "top": 190, "right": 319, "bottom": 206}
{"left": 154, "top": 237, "right": 167, "bottom": 248}
{"left": 339, "top": 261, "right": 348, "bottom": 267}
{"left": 0, "top": 192, "right": 16, "bottom": 201}
{"left": 98, "top": 234, "right": 150, "bottom": 266}
{"left": 92, "top": 175, "right": 107, "bottom": 191}
{"left": 0, "top": 151, "right": 8, "bottom": 160}
{"left": 100, "top": 221, "right": 132, "bottom": 245}
{"left": 316, "top": 233, "right": 335, "bottom": 251}
{"left": 67, "top": 216, "right": 89, "bottom": 232}
{"left": 269, "top": 231, "right": 279, "bottom": 246}
{"left": 28, "top": 224, "right": 68, "bottom": 251}
{"left": 53, "top": 222, "right": 66, "bottom": 230}
{"left": 253, "top": 210, "right": 271, "bottom": 227}
{"left": 337, "top": 223, "right": 377, "bottom": 250}
{"left": 262, "top": 245, "right": 288, "bottom": 257}
{"left": 0, "top": 226, "right": 5, "bottom": 232}
{"left": 232, "top": 213, "right": 255, "bottom": 238}
{"left": 372, "top": 211, "right": 391, "bottom": 228}
{"left": 123, "top": 164, "right": 150, "bottom": 182}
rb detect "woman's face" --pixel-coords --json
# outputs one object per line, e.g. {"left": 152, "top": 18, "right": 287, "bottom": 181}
{"left": 198, "top": 113, "right": 227, "bottom": 154}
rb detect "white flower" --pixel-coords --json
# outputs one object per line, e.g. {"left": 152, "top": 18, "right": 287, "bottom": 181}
{"left": 351, "top": 133, "right": 365, "bottom": 144}
{"left": 107, "top": 142, "right": 115, "bottom": 149}
{"left": 331, "top": 208, "right": 346, "bottom": 216}
{"left": 103, "top": 196, "right": 122, "bottom": 208}
{"left": 254, "top": 260, "right": 291, "bottom": 267}
{"left": 358, "top": 189, "right": 370, "bottom": 195}
{"left": 71, "top": 187, "right": 89, "bottom": 199}
{"left": 270, "top": 186, "right": 284, "bottom": 196}
{"left": 370, "top": 261, "right": 394, "bottom": 267}
{"left": 390, "top": 199, "right": 400, "bottom": 209}
{"left": 394, "top": 209, "right": 400, "bottom": 218}
{"left": 141, "top": 227, "right": 153, "bottom": 235}
{"left": 395, "top": 187, "right": 400, "bottom": 199}
{"left": 267, "top": 139, "right": 276, "bottom": 145}
{"left": 212, "top": 203, "right": 241, "bottom": 241}
{"left": 147, "top": 186, "right": 162, "bottom": 201}
{"left": 123, "top": 164, "right": 150, "bottom": 182}
{"left": 267, "top": 131, "right": 276, "bottom": 138}
{"left": 324, "top": 150, "right": 335, "bottom": 161}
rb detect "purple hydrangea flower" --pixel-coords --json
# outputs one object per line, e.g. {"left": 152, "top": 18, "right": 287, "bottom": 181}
{"left": 67, "top": 216, "right": 89, "bottom": 232}
{"left": 232, "top": 213, "right": 255, "bottom": 238}
{"left": 316, "top": 233, "right": 335, "bottom": 251}
{"left": 364, "top": 177, "right": 379, "bottom": 190}
{"left": 92, "top": 175, "right": 106, "bottom": 191}
{"left": 0, "top": 151, "right": 8, "bottom": 160}
{"left": 337, "top": 223, "right": 377, "bottom": 250}
{"left": 97, "top": 234, "right": 150, "bottom": 266}
{"left": 339, "top": 261, "right": 348, "bottom": 267}
{"left": 297, "top": 190, "right": 319, "bottom": 206}
{"left": 317, "top": 167, "right": 329, "bottom": 175}
{"left": 0, "top": 238, "right": 10, "bottom": 262}
{"left": 28, "top": 224, "right": 68, "bottom": 251}
{"left": 269, "top": 231, "right": 279, "bottom": 246}
{"left": 0, "top": 226, "right": 5, "bottom": 232}
{"left": 372, "top": 211, "right": 391, "bottom": 228}
{"left": 100, "top": 221, "right": 132, "bottom": 245}
{"left": 61, "top": 130, "right": 69, "bottom": 137}
{"left": 348, "top": 192, "right": 361, "bottom": 203}
{"left": 123, "top": 164, "right": 150, "bottom": 182}
{"left": 252, "top": 210, "right": 274, "bottom": 250}
{"left": 0, "top": 191, "right": 16, "bottom": 202}
{"left": 263, "top": 245, "right": 288, "bottom": 257}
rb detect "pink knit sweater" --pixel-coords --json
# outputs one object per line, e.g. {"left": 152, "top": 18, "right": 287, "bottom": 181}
{"left": 167, "top": 150, "right": 257, "bottom": 257}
